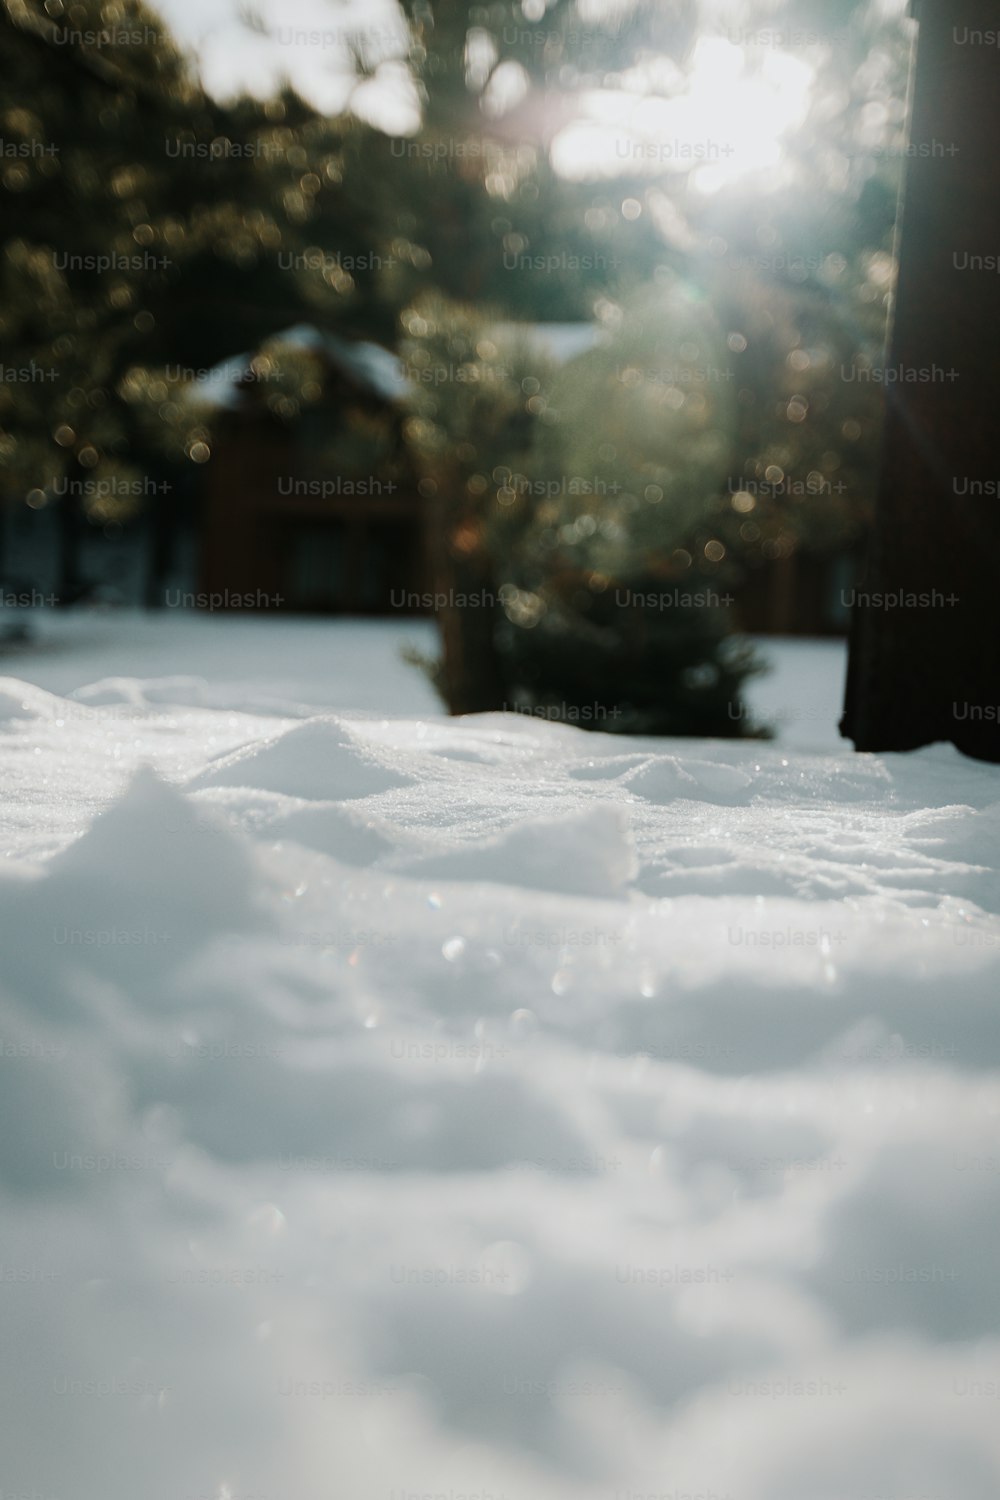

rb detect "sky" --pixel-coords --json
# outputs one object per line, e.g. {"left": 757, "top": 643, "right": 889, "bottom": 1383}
{"left": 153, "top": 0, "right": 815, "bottom": 192}
{"left": 155, "top": 0, "right": 417, "bottom": 127}
{"left": 151, "top": 0, "right": 911, "bottom": 189}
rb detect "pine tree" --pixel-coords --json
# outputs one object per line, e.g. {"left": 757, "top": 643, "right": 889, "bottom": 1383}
{"left": 0, "top": 0, "right": 393, "bottom": 598}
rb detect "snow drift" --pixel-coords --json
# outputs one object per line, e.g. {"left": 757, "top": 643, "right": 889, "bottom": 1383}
{"left": 1, "top": 672, "right": 999, "bottom": 1500}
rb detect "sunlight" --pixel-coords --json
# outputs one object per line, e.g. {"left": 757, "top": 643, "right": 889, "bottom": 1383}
{"left": 551, "top": 35, "right": 815, "bottom": 189}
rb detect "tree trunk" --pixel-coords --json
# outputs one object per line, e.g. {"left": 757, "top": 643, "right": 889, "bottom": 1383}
{"left": 841, "top": 0, "right": 1000, "bottom": 761}
{"left": 55, "top": 456, "right": 86, "bottom": 606}
{"left": 144, "top": 480, "right": 174, "bottom": 608}
{"left": 429, "top": 486, "right": 506, "bottom": 716}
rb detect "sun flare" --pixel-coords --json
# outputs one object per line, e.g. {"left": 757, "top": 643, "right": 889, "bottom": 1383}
{"left": 552, "top": 36, "right": 815, "bottom": 189}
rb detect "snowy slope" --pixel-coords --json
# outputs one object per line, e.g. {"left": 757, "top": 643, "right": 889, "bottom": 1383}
{"left": 1, "top": 625, "right": 999, "bottom": 1500}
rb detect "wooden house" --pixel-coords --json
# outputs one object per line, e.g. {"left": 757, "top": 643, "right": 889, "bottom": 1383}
{"left": 197, "top": 326, "right": 431, "bottom": 614}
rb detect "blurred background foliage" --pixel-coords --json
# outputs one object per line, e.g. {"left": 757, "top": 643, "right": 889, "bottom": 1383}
{"left": 0, "top": 0, "right": 913, "bottom": 728}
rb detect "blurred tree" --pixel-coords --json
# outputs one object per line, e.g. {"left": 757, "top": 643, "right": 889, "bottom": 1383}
{"left": 0, "top": 0, "right": 395, "bottom": 600}
{"left": 399, "top": 293, "right": 548, "bottom": 712}
{"left": 0, "top": 0, "right": 916, "bottom": 711}
{"left": 401, "top": 289, "right": 763, "bottom": 730}
{"left": 385, "top": 0, "right": 912, "bottom": 725}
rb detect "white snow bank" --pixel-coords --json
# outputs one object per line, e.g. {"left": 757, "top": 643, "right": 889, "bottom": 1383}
{"left": 191, "top": 716, "right": 416, "bottom": 801}
{"left": 1, "top": 643, "right": 999, "bottom": 1500}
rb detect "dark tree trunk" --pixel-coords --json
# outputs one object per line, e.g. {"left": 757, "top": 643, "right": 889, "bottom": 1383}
{"left": 144, "top": 483, "right": 174, "bottom": 609}
{"left": 55, "top": 456, "right": 87, "bottom": 606}
{"left": 430, "top": 484, "right": 506, "bottom": 716}
{"left": 841, "top": 0, "right": 1000, "bottom": 762}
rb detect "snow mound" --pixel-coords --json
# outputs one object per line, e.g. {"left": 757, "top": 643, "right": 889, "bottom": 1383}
{"left": 189, "top": 715, "right": 412, "bottom": 801}
{"left": 2, "top": 661, "right": 1000, "bottom": 1500}
{"left": 0, "top": 676, "right": 76, "bottom": 722}
{"left": 71, "top": 674, "right": 211, "bottom": 708}
{"left": 260, "top": 800, "right": 404, "bottom": 864}
{"left": 623, "top": 752, "right": 756, "bottom": 804}
{"left": 402, "top": 803, "right": 638, "bottom": 896}
{"left": 45, "top": 765, "right": 264, "bottom": 951}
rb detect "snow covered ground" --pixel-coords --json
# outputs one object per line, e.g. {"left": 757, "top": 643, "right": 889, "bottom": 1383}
{"left": 1, "top": 612, "right": 999, "bottom": 1500}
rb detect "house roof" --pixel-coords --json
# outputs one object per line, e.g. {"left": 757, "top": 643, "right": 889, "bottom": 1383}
{"left": 280, "top": 325, "right": 410, "bottom": 402}
{"left": 492, "top": 322, "right": 604, "bottom": 365}
{"left": 192, "top": 320, "right": 599, "bottom": 410}
{"left": 191, "top": 325, "right": 408, "bottom": 411}
{"left": 191, "top": 354, "right": 259, "bottom": 412}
